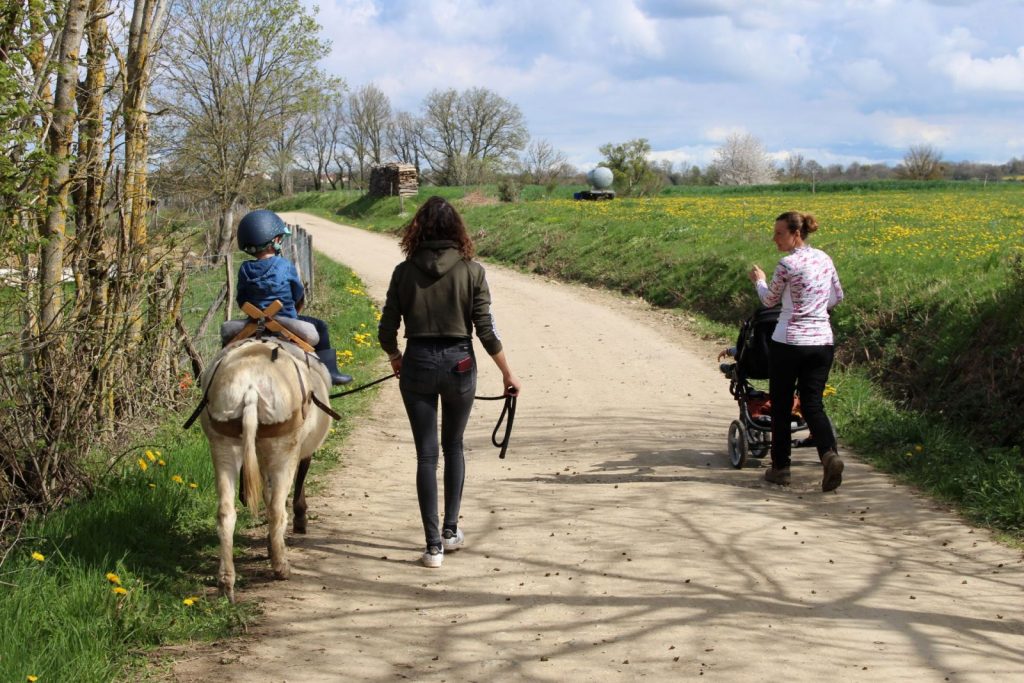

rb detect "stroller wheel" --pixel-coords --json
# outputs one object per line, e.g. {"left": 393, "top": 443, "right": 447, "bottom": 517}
{"left": 748, "top": 429, "right": 769, "bottom": 458}
{"left": 728, "top": 420, "right": 749, "bottom": 469}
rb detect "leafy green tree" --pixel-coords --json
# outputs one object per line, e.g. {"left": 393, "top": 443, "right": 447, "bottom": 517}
{"left": 158, "top": 0, "right": 330, "bottom": 262}
{"left": 598, "top": 138, "right": 663, "bottom": 196}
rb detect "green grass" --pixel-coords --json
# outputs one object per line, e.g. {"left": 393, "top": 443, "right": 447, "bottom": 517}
{"left": 0, "top": 253, "right": 388, "bottom": 682}
{"left": 270, "top": 182, "right": 1024, "bottom": 536}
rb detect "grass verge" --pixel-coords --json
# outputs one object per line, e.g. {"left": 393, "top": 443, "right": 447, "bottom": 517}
{"left": 0, "top": 252, "right": 387, "bottom": 682}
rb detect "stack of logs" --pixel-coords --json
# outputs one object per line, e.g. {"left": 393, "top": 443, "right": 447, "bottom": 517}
{"left": 368, "top": 163, "right": 418, "bottom": 197}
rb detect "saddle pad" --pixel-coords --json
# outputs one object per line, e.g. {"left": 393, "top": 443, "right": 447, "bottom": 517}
{"left": 220, "top": 317, "right": 319, "bottom": 347}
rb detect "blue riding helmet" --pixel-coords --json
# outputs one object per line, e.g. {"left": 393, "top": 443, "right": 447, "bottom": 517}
{"left": 236, "top": 209, "right": 292, "bottom": 255}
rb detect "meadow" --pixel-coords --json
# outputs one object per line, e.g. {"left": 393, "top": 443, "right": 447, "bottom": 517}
{"left": 0, "top": 255, "right": 388, "bottom": 681}
{"left": 271, "top": 181, "right": 1024, "bottom": 534}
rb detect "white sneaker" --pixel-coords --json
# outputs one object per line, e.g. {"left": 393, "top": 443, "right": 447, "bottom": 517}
{"left": 421, "top": 545, "right": 443, "bottom": 568}
{"left": 442, "top": 528, "right": 464, "bottom": 551}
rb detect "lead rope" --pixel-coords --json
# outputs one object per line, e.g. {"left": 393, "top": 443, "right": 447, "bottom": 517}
{"left": 329, "top": 374, "right": 517, "bottom": 458}
{"left": 474, "top": 392, "right": 517, "bottom": 459}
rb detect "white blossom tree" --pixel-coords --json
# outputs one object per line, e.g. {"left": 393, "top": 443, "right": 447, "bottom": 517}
{"left": 711, "top": 133, "right": 777, "bottom": 186}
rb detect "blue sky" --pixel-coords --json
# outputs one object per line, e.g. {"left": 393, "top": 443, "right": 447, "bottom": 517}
{"left": 307, "top": 0, "right": 1024, "bottom": 170}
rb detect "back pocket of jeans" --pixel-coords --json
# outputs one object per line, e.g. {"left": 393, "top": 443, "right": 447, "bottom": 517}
{"left": 452, "top": 356, "right": 474, "bottom": 374}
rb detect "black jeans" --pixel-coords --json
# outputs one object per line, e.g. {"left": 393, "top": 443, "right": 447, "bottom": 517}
{"left": 298, "top": 315, "right": 331, "bottom": 352}
{"left": 399, "top": 338, "right": 476, "bottom": 549}
{"left": 769, "top": 341, "right": 836, "bottom": 470}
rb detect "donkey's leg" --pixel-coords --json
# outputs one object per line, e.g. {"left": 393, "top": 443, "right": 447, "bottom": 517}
{"left": 213, "top": 443, "right": 242, "bottom": 602}
{"left": 292, "top": 454, "right": 312, "bottom": 534}
{"left": 265, "top": 455, "right": 297, "bottom": 580}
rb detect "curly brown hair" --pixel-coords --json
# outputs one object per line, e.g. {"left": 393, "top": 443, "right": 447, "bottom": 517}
{"left": 399, "top": 196, "right": 475, "bottom": 259}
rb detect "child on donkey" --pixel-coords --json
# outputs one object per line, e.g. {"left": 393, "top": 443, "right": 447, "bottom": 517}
{"left": 235, "top": 209, "right": 350, "bottom": 385}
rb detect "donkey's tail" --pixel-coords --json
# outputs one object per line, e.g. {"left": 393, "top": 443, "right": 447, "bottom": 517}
{"left": 241, "top": 387, "right": 262, "bottom": 518}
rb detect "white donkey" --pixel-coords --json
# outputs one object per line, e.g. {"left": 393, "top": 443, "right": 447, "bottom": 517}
{"left": 198, "top": 338, "right": 333, "bottom": 602}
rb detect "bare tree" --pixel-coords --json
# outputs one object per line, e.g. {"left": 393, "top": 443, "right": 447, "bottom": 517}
{"left": 522, "top": 138, "right": 569, "bottom": 185}
{"left": 782, "top": 153, "right": 806, "bottom": 181}
{"left": 420, "top": 87, "right": 527, "bottom": 185}
{"left": 297, "top": 88, "right": 346, "bottom": 191}
{"left": 420, "top": 88, "right": 464, "bottom": 184}
{"left": 387, "top": 110, "right": 424, "bottom": 173}
{"left": 899, "top": 144, "right": 945, "bottom": 180}
{"left": 268, "top": 111, "right": 310, "bottom": 196}
{"left": 460, "top": 86, "right": 528, "bottom": 164}
{"left": 341, "top": 83, "right": 391, "bottom": 187}
{"left": 158, "top": 0, "right": 328, "bottom": 260}
{"left": 711, "top": 133, "right": 777, "bottom": 186}
{"left": 268, "top": 77, "right": 342, "bottom": 195}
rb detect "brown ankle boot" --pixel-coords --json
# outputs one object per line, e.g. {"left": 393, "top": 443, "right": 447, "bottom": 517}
{"left": 764, "top": 466, "right": 791, "bottom": 486}
{"left": 821, "top": 450, "right": 844, "bottom": 492}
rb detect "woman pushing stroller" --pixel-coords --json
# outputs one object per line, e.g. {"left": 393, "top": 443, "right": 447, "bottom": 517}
{"left": 748, "top": 211, "right": 845, "bottom": 491}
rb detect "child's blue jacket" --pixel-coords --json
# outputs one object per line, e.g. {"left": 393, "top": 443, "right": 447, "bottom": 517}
{"left": 236, "top": 255, "right": 303, "bottom": 318}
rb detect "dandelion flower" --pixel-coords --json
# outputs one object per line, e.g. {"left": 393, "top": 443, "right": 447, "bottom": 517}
{"left": 112, "top": 586, "right": 128, "bottom": 595}
{"left": 914, "top": 444, "right": 924, "bottom": 453}
{"left": 106, "top": 572, "right": 121, "bottom": 585}
{"left": 158, "top": 460, "right": 166, "bottom": 467}
{"left": 148, "top": 483, "right": 156, "bottom": 489}
{"left": 145, "top": 450, "right": 156, "bottom": 462}
{"left": 183, "top": 596, "right": 198, "bottom": 606}
{"left": 31, "top": 551, "right": 45, "bottom": 562}
{"left": 189, "top": 482, "right": 198, "bottom": 489}
{"left": 822, "top": 385, "right": 837, "bottom": 398}
{"left": 171, "top": 475, "right": 184, "bottom": 484}
{"left": 137, "top": 458, "right": 148, "bottom": 472}
{"left": 27, "top": 676, "right": 38, "bottom": 682}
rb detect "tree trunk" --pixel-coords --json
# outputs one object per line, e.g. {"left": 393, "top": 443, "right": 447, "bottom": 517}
{"left": 216, "top": 200, "right": 237, "bottom": 260}
{"left": 39, "top": 0, "right": 89, "bottom": 335}
{"left": 122, "top": 0, "right": 171, "bottom": 342}
{"left": 73, "top": 0, "right": 111, "bottom": 330}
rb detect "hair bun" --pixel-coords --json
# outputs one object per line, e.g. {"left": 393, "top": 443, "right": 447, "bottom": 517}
{"left": 802, "top": 213, "right": 819, "bottom": 234}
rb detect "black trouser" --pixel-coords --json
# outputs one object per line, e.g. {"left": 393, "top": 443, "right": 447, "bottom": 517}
{"left": 399, "top": 338, "right": 476, "bottom": 549}
{"left": 298, "top": 315, "right": 331, "bottom": 352}
{"left": 769, "top": 341, "right": 836, "bottom": 469}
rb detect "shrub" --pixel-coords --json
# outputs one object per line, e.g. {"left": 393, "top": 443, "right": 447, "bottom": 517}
{"left": 497, "top": 176, "right": 522, "bottom": 203}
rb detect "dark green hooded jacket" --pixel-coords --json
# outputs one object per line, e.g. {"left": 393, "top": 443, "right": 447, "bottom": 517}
{"left": 378, "top": 240, "right": 502, "bottom": 356}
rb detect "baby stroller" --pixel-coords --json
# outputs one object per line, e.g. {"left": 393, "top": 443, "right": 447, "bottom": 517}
{"left": 718, "top": 304, "right": 835, "bottom": 469}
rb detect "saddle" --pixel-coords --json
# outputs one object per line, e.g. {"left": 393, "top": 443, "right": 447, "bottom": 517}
{"left": 220, "top": 300, "right": 318, "bottom": 352}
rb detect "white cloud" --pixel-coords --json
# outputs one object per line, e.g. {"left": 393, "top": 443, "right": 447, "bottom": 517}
{"left": 649, "top": 145, "right": 719, "bottom": 167}
{"left": 305, "top": 0, "right": 1024, "bottom": 165}
{"left": 841, "top": 59, "right": 897, "bottom": 94}
{"left": 935, "top": 47, "right": 1024, "bottom": 93}
{"left": 875, "top": 115, "right": 954, "bottom": 148}
{"left": 703, "top": 125, "right": 749, "bottom": 143}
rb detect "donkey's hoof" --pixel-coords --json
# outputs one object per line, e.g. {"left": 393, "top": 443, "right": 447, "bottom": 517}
{"left": 219, "top": 583, "right": 236, "bottom": 604}
{"left": 273, "top": 566, "right": 290, "bottom": 581}
{"left": 293, "top": 520, "right": 307, "bottom": 534}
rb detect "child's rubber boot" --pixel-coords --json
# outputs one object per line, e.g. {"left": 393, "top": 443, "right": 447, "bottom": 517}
{"left": 315, "top": 349, "right": 353, "bottom": 386}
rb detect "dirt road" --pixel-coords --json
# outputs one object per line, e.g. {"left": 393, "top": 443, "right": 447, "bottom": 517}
{"left": 172, "top": 213, "right": 1023, "bottom": 682}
